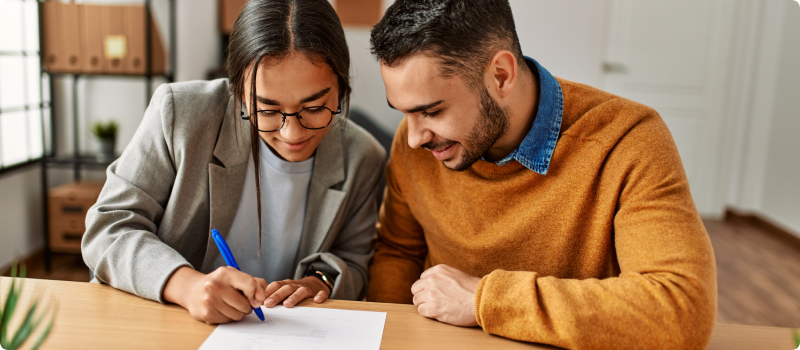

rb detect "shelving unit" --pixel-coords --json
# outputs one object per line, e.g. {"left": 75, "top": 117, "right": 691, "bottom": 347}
{"left": 38, "top": 0, "right": 177, "bottom": 270}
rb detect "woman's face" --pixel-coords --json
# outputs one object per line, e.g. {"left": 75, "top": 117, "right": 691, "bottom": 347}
{"left": 242, "top": 53, "right": 340, "bottom": 162}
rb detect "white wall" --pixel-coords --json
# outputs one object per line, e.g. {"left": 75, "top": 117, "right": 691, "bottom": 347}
{"left": 510, "top": 0, "right": 606, "bottom": 87}
{"left": 348, "top": 0, "right": 608, "bottom": 134}
{"left": 0, "top": 166, "right": 43, "bottom": 268}
{"left": 722, "top": 0, "right": 800, "bottom": 235}
{"left": 755, "top": 1, "right": 800, "bottom": 233}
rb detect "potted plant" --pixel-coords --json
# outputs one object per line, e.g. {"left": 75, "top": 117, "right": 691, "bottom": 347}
{"left": 0, "top": 263, "right": 57, "bottom": 350}
{"left": 90, "top": 120, "right": 118, "bottom": 163}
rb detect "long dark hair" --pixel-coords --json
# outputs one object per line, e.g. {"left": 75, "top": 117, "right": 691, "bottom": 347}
{"left": 225, "top": 0, "right": 351, "bottom": 255}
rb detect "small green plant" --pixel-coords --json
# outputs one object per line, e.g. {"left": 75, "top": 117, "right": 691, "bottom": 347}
{"left": 90, "top": 120, "right": 118, "bottom": 140}
{"left": 793, "top": 327, "right": 799, "bottom": 348}
{"left": 0, "top": 262, "right": 57, "bottom": 350}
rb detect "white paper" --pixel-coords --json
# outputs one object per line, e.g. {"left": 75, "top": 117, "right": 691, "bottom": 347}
{"left": 198, "top": 306, "right": 387, "bottom": 350}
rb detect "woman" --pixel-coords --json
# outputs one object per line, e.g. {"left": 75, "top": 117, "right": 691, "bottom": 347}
{"left": 81, "top": 0, "right": 385, "bottom": 324}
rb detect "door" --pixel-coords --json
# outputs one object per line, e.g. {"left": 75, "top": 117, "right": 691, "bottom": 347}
{"left": 600, "top": 0, "right": 739, "bottom": 215}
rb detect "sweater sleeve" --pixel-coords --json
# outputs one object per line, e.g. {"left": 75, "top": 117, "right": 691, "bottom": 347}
{"left": 474, "top": 114, "right": 717, "bottom": 350}
{"left": 367, "top": 119, "right": 428, "bottom": 304}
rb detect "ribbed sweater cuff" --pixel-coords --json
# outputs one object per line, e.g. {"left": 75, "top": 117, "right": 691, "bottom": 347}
{"left": 474, "top": 273, "right": 491, "bottom": 328}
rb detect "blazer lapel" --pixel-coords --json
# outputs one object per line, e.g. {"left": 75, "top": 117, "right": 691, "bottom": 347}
{"left": 201, "top": 97, "right": 252, "bottom": 273}
{"left": 294, "top": 122, "right": 347, "bottom": 266}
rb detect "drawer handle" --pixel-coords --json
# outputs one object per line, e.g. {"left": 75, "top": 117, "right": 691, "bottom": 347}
{"left": 61, "top": 205, "right": 83, "bottom": 214}
{"left": 62, "top": 233, "right": 83, "bottom": 241}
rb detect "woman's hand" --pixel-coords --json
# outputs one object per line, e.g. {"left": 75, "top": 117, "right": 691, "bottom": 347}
{"left": 264, "top": 276, "right": 330, "bottom": 308}
{"left": 163, "top": 266, "right": 267, "bottom": 324}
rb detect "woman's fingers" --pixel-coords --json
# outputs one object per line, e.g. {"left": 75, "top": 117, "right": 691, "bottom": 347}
{"left": 313, "top": 290, "right": 328, "bottom": 303}
{"left": 218, "top": 283, "right": 256, "bottom": 314}
{"left": 264, "top": 280, "right": 288, "bottom": 301}
{"left": 213, "top": 293, "right": 249, "bottom": 322}
{"left": 264, "top": 284, "right": 298, "bottom": 308}
{"left": 254, "top": 278, "right": 268, "bottom": 302}
{"left": 283, "top": 287, "right": 312, "bottom": 308}
{"left": 221, "top": 267, "right": 263, "bottom": 307}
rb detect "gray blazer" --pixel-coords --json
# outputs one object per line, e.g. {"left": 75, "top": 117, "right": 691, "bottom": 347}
{"left": 82, "top": 79, "right": 386, "bottom": 303}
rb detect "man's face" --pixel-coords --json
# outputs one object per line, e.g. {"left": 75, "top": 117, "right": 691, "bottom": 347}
{"left": 381, "top": 54, "right": 509, "bottom": 171}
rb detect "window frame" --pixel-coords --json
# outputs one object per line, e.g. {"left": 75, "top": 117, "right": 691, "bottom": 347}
{"left": 0, "top": 0, "right": 50, "bottom": 175}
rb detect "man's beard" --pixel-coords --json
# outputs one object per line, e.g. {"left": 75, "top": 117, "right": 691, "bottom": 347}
{"left": 422, "top": 87, "right": 510, "bottom": 171}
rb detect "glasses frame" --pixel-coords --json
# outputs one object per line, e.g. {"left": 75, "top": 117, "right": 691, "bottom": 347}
{"left": 241, "top": 104, "right": 342, "bottom": 132}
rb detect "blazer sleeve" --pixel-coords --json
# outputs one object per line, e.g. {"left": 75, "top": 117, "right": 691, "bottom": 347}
{"left": 82, "top": 83, "right": 192, "bottom": 303}
{"left": 295, "top": 124, "right": 387, "bottom": 301}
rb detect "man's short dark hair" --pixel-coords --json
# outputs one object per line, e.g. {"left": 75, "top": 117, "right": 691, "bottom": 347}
{"left": 370, "top": 0, "right": 525, "bottom": 89}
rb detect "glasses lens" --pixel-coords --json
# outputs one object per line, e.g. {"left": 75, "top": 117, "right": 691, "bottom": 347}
{"left": 297, "top": 107, "right": 333, "bottom": 129}
{"left": 256, "top": 110, "right": 284, "bottom": 131}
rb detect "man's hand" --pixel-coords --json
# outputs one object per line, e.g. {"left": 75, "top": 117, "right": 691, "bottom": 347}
{"left": 411, "top": 264, "right": 481, "bottom": 327}
{"left": 263, "top": 276, "right": 330, "bottom": 308}
{"left": 163, "top": 266, "right": 267, "bottom": 324}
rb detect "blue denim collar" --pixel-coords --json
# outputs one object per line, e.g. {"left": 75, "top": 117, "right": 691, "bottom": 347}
{"left": 484, "top": 56, "right": 563, "bottom": 175}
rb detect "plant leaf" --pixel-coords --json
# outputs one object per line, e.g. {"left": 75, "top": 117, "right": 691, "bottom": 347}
{"left": 0, "top": 278, "right": 17, "bottom": 347}
{"left": 19, "top": 263, "right": 26, "bottom": 279}
{"left": 29, "top": 303, "right": 57, "bottom": 350}
{"left": 792, "top": 328, "right": 800, "bottom": 347}
{"left": 8, "top": 300, "right": 38, "bottom": 349}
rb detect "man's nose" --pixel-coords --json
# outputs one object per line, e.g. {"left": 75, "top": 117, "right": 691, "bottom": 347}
{"left": 406, "top": 116, "right": 432, "bottom": 149}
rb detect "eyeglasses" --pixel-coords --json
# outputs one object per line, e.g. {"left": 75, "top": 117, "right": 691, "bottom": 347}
{"left": 241, "top": 105, "right": 342, "bottom": 132}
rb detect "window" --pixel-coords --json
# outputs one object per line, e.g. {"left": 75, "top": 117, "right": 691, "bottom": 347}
{"left": 0, "top": 0, "right": 50, "bottom": 171}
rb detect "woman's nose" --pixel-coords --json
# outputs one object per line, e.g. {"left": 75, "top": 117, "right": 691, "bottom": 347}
{"left": 280, "top": 115, "right": 306, "bottom": 141}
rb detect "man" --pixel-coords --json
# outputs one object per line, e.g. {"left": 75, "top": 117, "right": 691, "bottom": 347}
{"left": 366, "top": 1, "right": 717, "bottom": 349}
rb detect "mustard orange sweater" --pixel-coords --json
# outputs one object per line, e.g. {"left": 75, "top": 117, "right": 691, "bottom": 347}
{"left": 367, "top": 78, "right": 717, "bottom": 349}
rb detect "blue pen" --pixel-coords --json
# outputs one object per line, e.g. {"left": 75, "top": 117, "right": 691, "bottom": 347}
{"left": 211, "top": 228, "right": 266, "bottom": 322}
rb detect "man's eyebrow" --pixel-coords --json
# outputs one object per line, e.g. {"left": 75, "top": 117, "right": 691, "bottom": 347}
{"left": 255, "top": 87, "right": 332, "bottom": 106}
{"left": 386, "top": 99, "right": 444, "bottom": 113}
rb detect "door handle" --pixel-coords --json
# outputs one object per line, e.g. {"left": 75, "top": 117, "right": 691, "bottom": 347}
{"left": 602, "top": 62, "right": 628, "bottom": 74}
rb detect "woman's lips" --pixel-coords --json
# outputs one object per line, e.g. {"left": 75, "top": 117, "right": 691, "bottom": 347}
{"left": 281, "top": 138, "right": 311, "bottom": 151}
{"left": 431, "top": 142, "right": 456, "bottom": 161}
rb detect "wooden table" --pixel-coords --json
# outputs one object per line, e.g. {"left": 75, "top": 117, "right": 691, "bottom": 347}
{"left": 0, "top": 277, "right": 795, "bottom": 349}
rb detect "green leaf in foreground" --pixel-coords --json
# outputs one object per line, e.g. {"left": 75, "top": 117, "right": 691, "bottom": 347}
{"left": 792, "top": 327, "right": 799, "bottom": 347}
{"left": 0, "top": 261, "right": 57, "bottom": 350}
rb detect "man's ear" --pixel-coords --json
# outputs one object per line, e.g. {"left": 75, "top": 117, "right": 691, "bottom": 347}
{"left": 486, "top": 50, "right": 519, "bottom": 99}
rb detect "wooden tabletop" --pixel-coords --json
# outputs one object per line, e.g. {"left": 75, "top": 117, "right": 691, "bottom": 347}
{"left": 0, "top": 277, "right": 794, "bottom": 350}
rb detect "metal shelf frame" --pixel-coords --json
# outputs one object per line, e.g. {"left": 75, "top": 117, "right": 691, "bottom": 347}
{"left": 38, "top": 0, "right": 177, "bottom": 270}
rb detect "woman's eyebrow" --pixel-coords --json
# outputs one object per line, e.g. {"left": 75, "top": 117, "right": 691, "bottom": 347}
{"left": 255, "top": 87, "right": 332, "bottom": 106}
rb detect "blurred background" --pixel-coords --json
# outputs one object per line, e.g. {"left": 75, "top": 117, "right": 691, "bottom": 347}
{"left": 0, "top": 0, "right": 798, "bottom": 328}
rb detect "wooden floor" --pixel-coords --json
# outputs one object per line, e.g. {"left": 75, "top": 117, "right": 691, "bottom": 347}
{"left": 707, "top": 219, "right": 800, "bottom": 327}
{"left": 4, "top": 219, "right": 800, "bottom": 327}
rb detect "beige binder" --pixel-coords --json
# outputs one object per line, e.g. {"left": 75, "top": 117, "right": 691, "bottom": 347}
{"left": 123, "top": 5, "right": 167, "bottom": 75}
{"left": 42, "top": 1, "right": 66, "bottom": 72}
{"left": 101, "top": 5, "right": 127, "bottom": 74}
{"left": 61, "top": 3, "right": 83, "bottom": 73}
{"left": 149, "top": 16, "right": 168, "bottom": 75}
{"left": 124, "top": 5, "right": 146, "bottom": 75}
{"left": 80, "top": 4, "right": 104, "bottom": 74}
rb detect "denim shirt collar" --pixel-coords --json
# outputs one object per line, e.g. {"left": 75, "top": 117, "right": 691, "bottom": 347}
{"left": 486, "top": 56, "right": 563, "bottom": 175}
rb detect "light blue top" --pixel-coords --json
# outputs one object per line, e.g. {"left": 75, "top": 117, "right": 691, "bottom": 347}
{"left": 213, "top": 139, "right": 315, "bottom": 282}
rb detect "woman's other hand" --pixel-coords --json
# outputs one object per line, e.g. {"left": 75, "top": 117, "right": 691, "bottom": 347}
{"left": 163, "top": 266, "right": 267, "bottom": 324}
{"left": 264, "top": 276, "right": 330, "bottom": 308}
